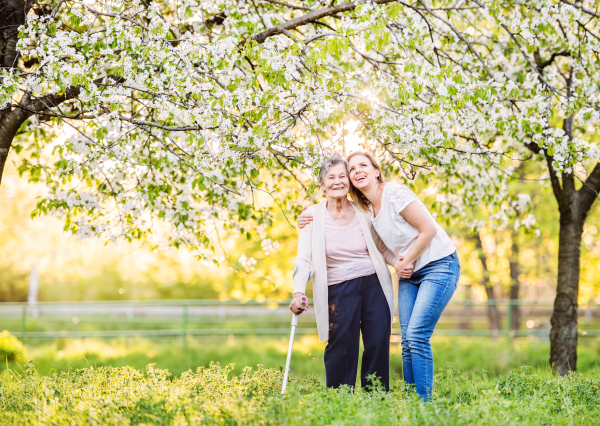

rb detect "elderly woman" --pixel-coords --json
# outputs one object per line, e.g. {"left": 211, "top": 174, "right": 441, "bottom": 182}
{"left": 290, "top": 155, "right": 413, "bottom": 391}
{"left": 299, "top": 151, "right": 460, "bottom": 401}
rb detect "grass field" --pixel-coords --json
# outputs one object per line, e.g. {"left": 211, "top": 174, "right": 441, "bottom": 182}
{"left": 4, "top": 335, "right": 600, "bottom": 378}
{"left": 2, "top": 336, "right": 600, "bottom": 424}
{"left": 2, "top": 360, "right": 600, "bottom": 425}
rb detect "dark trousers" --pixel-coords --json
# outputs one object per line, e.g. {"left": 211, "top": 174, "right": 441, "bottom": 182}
{"left": 324, "top": 273, "right": 391, "bottom": 391}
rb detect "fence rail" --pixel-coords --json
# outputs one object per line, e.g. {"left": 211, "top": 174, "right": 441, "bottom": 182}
{"left": 1, "top": 299, "right": 599, "bottom": 340}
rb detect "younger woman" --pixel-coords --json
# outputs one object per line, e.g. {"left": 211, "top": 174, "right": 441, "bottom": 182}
{"left": 298, "top": 151, "right": 460, "bottom": 400}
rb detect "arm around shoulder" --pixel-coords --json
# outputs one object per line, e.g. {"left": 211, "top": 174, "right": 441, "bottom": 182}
{"left": 293, "top": 210, "right": 314, "bottom": 295}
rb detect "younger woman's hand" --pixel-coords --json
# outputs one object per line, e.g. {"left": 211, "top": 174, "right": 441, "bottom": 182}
{"left": 395, "top": 258, "right": 415, "bottom": 279}
{"left": 297, "top": 206, "right": 314, "bottom": 229}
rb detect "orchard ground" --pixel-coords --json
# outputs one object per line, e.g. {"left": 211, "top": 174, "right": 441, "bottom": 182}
{"left": 0, "top": 341, "right": 599, "bottom": 425}
{"left": 3, "top": 336, "right": 600, "bottom": 424}
{"left": 4, "top": 335, "right": 600, "bottom": 379}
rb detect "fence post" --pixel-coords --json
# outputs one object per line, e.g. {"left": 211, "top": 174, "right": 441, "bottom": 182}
{"left": 28, "top": 266, "right": 39, "bottom": 318}
{"left": 21, "top": 305, "right": 27, "bottom": 339}
{"left": 506, "top": 300, "right": 512, "bottom": 338}
{"left": 183, "top": 304, "right": 188, "bottom": 350}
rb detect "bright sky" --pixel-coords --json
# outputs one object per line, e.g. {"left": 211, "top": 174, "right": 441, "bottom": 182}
{"left": 341, "top": 119, "right": 363, "bottom": 153}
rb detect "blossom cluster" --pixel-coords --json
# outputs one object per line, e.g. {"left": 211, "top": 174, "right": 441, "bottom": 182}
{"left": 2, "top": 0, "right": 599, "bottom": 254}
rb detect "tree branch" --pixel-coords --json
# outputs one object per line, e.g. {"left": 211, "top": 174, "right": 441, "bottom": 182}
{"left": 534, "top": 50, "right": 571, "bottom": 71}
{"left": 545, "top": 152, "right": 566, "bottom": 212}
{"left": 261, "top": 0, "right": 314, "bottom": 11}
{"left": 499, "top": 22, "right": 558, "bottom": 92}
{"left": 577, "top": 161, "right": 600, "bottom": 213}
{"left": 560, "top": 0, "right": 600, "bottom": 20}
{"left": 414, "top": 0, "right": 493, "bottom": 78}
{"left": 560, "top": 79, "right": 576, "bottom": 201}
{"left": 0, "top": 76, "right": 109, "bottom": 184}
{"left": 117, "top": 115, "right": 212, "bottom": 132}
{"left": 524, "top": 141, "right": 542, "bottom": 154}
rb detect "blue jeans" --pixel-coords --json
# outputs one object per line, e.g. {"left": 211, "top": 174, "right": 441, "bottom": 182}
{"left": 398, "top": 252, "right": 460, "bottom": 400}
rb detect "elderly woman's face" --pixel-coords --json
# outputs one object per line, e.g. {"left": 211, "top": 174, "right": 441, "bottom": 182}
{"left": 321, "top": 164, "right": 350, "bottom": 200}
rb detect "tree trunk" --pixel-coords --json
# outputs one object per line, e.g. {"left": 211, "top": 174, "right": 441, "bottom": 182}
{"left": 0, "top": 104, "right": 24, "bottom": 185}
{"left": 545, "top": 110, "right": 597, "bottom": 375}
{"left": 473, "top": 231, "right": 501, "bottom": 333}
{"left": 457, "top": 284, "right": 473, "bottom": 330}
{"left": 549, "top": 214, "right": 582, "bottom": 375}
{"left": 525, "top": 64, "right": 600, "bottom": 376}
{"left": 0, "top": 0, "right": 33, "bottom": 185}
{"left": 509, "top": 231, "right": 520, "bottom": 331}
{"left": 484, "top": 285, "right": 501, "bottom": 334}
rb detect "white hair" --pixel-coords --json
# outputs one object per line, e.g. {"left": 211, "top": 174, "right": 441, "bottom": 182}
{"left": 318, "top": 155, "right": 348, "bottom": 185}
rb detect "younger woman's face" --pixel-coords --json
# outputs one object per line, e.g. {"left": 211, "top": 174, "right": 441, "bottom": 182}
{"left": 348, "top": 155, "right": 380, "bottom": 189}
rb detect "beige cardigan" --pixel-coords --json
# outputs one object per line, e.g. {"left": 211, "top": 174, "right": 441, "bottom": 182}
{"left": 293, "top": 200, "right": 398, "bottom": 342}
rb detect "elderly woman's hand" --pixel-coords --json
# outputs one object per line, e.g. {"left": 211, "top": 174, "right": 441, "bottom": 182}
{"left": 289, "top": 292, "right": 309, "bottom": 314}
{"left": 297, "top": 206, "right": 314, "bottom": 229}
{"left": 395, "top": 257, "right": 415, "bottom": 279}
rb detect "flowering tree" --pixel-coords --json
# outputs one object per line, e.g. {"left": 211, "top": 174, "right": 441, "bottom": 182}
{"left": 1, "top": 0, "right": 600, "bottom": 374}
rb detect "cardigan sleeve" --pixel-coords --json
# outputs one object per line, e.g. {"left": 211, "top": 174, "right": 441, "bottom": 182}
{"left": 292, "top": 207, "right": 314, "bottom": 294}
{"left": 370, "top": 224, "right": 398, "bottom": 267}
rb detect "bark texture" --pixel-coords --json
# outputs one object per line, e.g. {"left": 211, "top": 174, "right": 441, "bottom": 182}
{"left": 0, "top": 0, "right": 33, "bottom": 185}
{"left": 0, "top": 0, "right": 28, "bottom": 69}
{"left": 549, "top": 208, "right": 583, "bottom": 375}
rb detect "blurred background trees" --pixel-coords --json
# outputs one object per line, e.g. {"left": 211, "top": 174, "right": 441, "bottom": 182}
{"left": 3, "top": 146, "right": 599, "bottom": 309}
{"left": 2, "top": 0, "right": 600, "bottom": 374}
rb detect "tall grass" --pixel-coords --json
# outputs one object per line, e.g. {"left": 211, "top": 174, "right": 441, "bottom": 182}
{"left": 1, "top": 361, "right": 599, "bottom": 425}
{"left": 6, "top": 336, "right": 600, "bottom": 379}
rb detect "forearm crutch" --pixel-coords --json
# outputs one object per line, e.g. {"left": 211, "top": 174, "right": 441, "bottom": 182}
{"left": 281, "top": 270, "right": 313, "bottom": 394}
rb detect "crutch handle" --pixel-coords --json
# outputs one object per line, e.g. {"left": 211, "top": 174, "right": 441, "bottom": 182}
{"left": 291, "top": 313, "right": 299, "bottom": 326}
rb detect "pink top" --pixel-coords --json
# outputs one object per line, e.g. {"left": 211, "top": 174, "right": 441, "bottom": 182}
{"left": 324, "top": 209, "right": 376, "bottom": 285}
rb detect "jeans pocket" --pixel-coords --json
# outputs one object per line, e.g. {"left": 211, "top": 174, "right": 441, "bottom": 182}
{"left": 426, "top": 255, "right": 452, "bottom": 268}
{"left": 426, "top": 262, "right": 451, "bottom": 275}
{"left": 427, "top": 272, "right": 453, "bottom": 287}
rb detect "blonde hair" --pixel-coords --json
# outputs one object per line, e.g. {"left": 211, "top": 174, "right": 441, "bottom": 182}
{"left": 347, "top": 151, "right": 384, "bottom": 212}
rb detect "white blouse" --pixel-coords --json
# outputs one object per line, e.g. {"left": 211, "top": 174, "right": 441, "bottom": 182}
{"left": 369, "top": 183, "right": 456, "bottom": 272}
